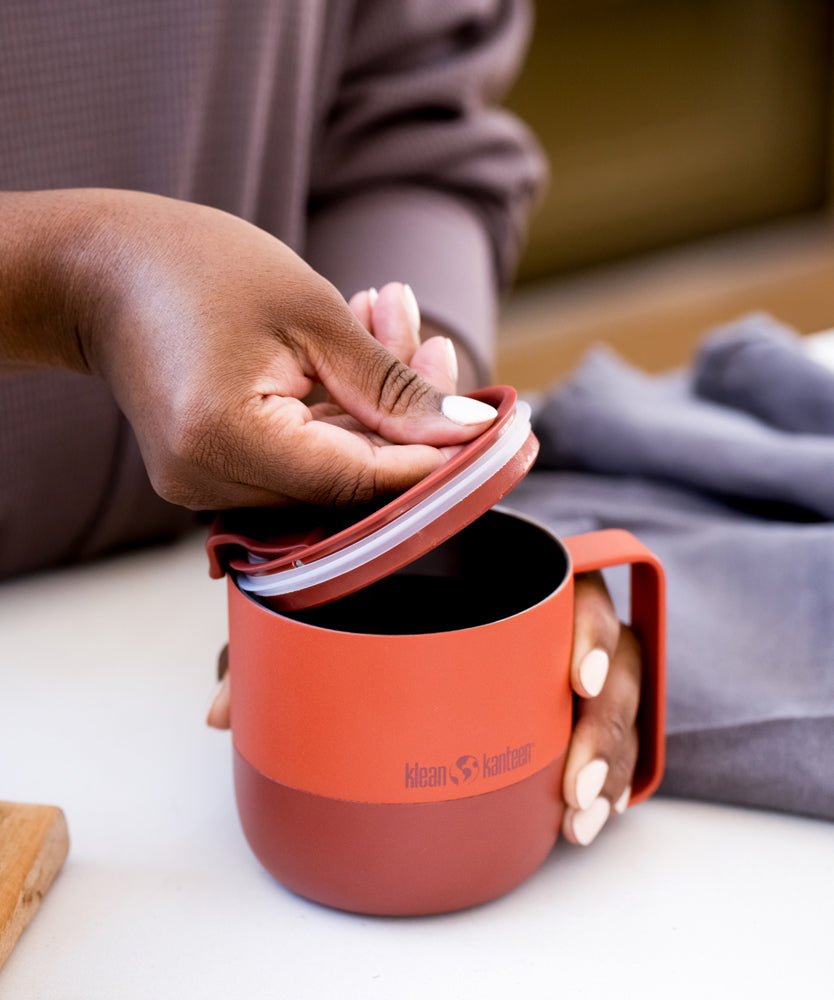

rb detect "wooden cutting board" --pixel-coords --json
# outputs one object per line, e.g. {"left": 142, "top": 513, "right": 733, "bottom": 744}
{"left": 0, "top": 802, "right": 69, "bottom": 970}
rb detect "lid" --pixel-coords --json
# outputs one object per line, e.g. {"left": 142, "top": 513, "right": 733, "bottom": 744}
{"left": 206, "top": 385, "right": 538, "bottom": 610}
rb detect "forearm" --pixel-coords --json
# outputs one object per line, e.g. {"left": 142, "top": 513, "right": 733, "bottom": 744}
{"left": 0, "top": 189, "right": 102, "bottom": 372}
{"left": 0, "top": 187, "right": 244, "bottom": 381}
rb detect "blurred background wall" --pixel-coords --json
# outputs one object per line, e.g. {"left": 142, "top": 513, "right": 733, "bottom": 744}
{"left": 497, "top": 0, "right": 834, "bottom": 389}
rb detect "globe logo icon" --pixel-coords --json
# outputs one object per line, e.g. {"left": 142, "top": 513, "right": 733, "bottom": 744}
{"left": 449, "top": 754, "right": 479, "bottom": 785}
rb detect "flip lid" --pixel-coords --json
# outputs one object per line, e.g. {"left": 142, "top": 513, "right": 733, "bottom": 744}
{"left": 206, "top": 386, "right": 538, "bottom": 610}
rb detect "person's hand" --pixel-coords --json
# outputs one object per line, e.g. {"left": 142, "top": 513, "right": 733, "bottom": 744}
{"left": 206, "top": 280, "right": 461, "bottom": 729}
{"left": 89, "top": 192, "right": 501, "bottom": 509}
{"left": 561, "top": 572, "right": 642, "bottom": 845}
{"left": 1, "top": 189, "right": 497, "bottom": 511}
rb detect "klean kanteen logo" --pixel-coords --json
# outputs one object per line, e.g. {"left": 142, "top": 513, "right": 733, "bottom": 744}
{"left": 404, "top": 742, "right": 534, "bottom": 790}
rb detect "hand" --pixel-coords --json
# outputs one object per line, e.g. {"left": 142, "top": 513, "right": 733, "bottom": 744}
{"left": 1, "top": 190, "right": 497, "bottom": 511}
{"left": 561, "top": 572, "right": 642, "bottom": 845}
{"left": 206, "top": 281, "right": 461, "bottom": 729}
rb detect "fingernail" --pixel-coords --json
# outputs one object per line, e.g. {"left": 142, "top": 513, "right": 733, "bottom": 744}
{"left": 368, "top": 287, "right": 379, "bottom": 308}
{"left": 444, "top": 337, "right": 459, "bottom": 384}
{"left": 613, "top": 786, "right": 632, "bottom": 815}
{"left": 402, "top": 283, "right": 421, "bottom": 336}
{"left": 441, "top": 395, "right": 497, "bottom": 426}
{"left": 579, "top": 648, "right": 610, "bottom": 697}
{"left": 571, "top": 798, "right": 611, "bottom": 846}
{"left": 576, "top": 758, "right": 609, "bottom": 810}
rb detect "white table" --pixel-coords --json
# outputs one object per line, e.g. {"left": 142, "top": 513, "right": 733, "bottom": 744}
{"left": 3, "top": 339, "right": 834, "bottom": 999}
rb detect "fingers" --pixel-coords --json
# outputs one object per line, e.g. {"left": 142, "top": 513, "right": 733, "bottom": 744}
{"left": 569, "top": 571, "right": 619, "bottom": 697}
{"left": 239, "top": 280, "right": 486, "bottom": 505}
{"left": 409, "top": 336, "right": 459, "bottom": 396}
{"left": 251, "top": 400, "right": 461, "bottom": 506}
{"left": 566, "top": 624, "right": 642, "bottom": 797}
{"left": 154, "top": 276, "right": 493, "bottom": 510}
{"left": 152, "top": 376, "right": 461, "bottom": 509}
{"left": 206, "top": 646, "right": 231, "bottom": 730}
{"left": 206, "top": 673, "right": 230, "bottom": 729}
{"left": 562, "top": 573, "right": 642, "bottom": 846}
{"left": 312, "top": 286, "right": 495, "bottom": 448}
{"left": 367, "top": 282, "right": 422, "bottom": 363}
{"left": 349, "top": 283, "right": 459, "bottom": 396}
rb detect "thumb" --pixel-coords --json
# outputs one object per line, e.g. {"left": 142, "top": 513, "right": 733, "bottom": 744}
{"left": 312, "top": 315, "right": 497, "bottom": 446}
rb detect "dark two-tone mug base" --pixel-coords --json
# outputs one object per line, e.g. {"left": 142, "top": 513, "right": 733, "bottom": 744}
{"left": 233, "top": 748, "right": 566, "bottom": 917}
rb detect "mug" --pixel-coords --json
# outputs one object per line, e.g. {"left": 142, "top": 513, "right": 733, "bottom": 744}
{"left": 224, "top": 506, "right": 665, "bottom": 916}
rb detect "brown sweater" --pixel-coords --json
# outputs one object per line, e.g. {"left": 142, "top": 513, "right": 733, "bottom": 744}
{"left": 0, "top": 0, "right": 544, "bottom": 576}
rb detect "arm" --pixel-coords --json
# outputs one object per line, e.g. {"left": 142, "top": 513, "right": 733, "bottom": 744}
{"left": 0, "top": 188, "right": 497, "bottom": 510}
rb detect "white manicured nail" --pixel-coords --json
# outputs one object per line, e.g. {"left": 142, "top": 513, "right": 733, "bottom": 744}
{"left": 571, "top": 798, "right": 611, "bottom": 846}
{"left": 402, "top": 283, "right": 420, "bottom": 336}
{"left": 441, "top": 395, "right": 497, "bottom": 426}
{"left": 579, "top": 648, "right": 610, "bottom": 697}
{"left": 368, "top": 287, "right": 379, "bottom": 308}
{"left": 444, "top": 338, "right": 459, "bottom": 384}
{"left": 613, "top": 786, "right": 632, "bottom": 814}
{"left": 576, "top": 758, "right": 609, "bottom": 810}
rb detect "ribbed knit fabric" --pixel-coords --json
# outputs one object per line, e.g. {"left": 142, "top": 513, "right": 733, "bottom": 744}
{"left": 0, "top": 0, "right": 544, "bottom": 576}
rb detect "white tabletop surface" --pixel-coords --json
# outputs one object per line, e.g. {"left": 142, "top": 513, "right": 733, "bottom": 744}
{"left": 3, "top": 336, "right": 834, "bottom": 999}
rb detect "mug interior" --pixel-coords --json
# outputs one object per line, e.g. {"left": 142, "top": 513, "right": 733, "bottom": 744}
{"left": 272, "top": 508, "right": 568, "bottom": 634}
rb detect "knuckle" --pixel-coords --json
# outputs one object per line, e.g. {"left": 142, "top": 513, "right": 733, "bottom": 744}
{"left": 376, "top": 359, "right": 432, "bottom": 416}
{"left": 600, "top": 709, "right": 632, "bottom": 748}
{"left": 616, "top": 627, "right": 644, "bottom": 681}
{"left": 608, "top": 731, "right": 639, "bottom": 785}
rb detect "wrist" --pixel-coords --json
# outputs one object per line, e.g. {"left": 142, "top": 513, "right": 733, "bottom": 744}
{"left": 0, "top": 190, "right": 97, "bottom": 372}
{"left": 0, "top": 188, "right": 140, "bottom": 376}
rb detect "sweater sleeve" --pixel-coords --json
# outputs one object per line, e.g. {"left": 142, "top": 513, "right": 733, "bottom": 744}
{"left": 305, "top": 0, "right": 546, "bottom": 381}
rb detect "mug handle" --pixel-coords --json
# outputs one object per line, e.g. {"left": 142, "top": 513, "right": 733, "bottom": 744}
{"left": 563, "top": 530, "right": 666, "bottom": 806}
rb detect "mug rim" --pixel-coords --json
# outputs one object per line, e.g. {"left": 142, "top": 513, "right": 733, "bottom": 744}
{"left": 235, "top": 505, "right": 574, "bottom": 637}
